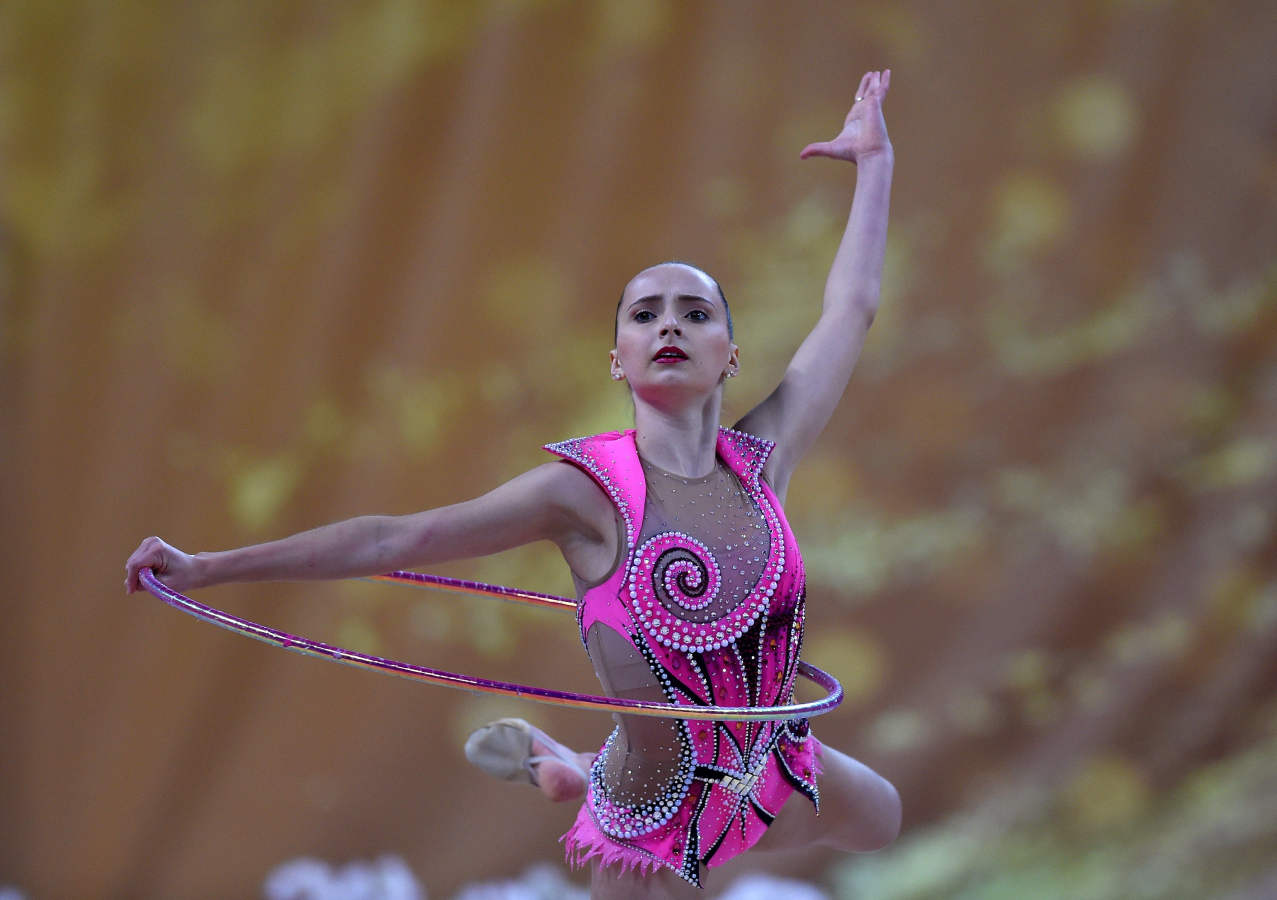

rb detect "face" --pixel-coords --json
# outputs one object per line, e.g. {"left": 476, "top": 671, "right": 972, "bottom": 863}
{"left": 611, "top": 264, "right": 739, "bottom": 402}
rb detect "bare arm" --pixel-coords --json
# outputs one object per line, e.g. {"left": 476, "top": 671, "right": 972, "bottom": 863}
{"left": 124, "top": 461, "right": 616, "bottom": 593}
{"left": 735, "top": 69, "right": 893, "bottom": 499}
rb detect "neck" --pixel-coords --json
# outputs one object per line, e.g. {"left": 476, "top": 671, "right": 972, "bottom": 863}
{"left": 631, "top": 390, "right": 723, "bottom": 478}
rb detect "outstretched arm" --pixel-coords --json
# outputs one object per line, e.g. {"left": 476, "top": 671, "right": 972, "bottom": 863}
{"left": 124, "top": 462, "right": 615, "bottom": 594}
{"left": 735, "top": 69, "right": 893, "bottom": 499}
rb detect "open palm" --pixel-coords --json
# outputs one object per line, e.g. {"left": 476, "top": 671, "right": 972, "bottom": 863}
{"left": 800, "top": 69, "right": 892, "bottom": 164}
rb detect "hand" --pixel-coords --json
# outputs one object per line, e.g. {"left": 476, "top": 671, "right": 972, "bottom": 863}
{"left": 125, "top": 536, "right": 200, "bottom": 594}
{"left": 800, "top": 69, "right": 892, "bottom": 164}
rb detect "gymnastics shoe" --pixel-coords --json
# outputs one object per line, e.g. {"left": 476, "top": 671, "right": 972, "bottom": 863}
{"left": 464, "top": 717, "right": 589, "bottom": 787}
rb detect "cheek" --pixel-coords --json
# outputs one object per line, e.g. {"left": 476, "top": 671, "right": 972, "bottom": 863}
{"left": 704, "top": 331, "right": 733, "bottom": 358}
{"left": 615, "top": 327, "right": 645, "bottom": 361}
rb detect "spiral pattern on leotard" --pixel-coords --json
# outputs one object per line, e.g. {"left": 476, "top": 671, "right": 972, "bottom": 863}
{"left": 641, "top": 533, "right": 720, "bottom": 612}
{"left": 657, "top": 549, "right": 717, "bottom": 612}
{"left": 630, "top": 532, "right": 769, "bottom": 653}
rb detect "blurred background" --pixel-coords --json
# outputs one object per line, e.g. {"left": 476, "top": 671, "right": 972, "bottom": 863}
{"left": 4, "top": 1, "right": 1276, "bottom": 897}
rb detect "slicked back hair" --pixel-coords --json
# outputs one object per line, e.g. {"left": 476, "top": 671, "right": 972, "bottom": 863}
{"left": 614, "top": 260, "right": 733, "bottom": 343}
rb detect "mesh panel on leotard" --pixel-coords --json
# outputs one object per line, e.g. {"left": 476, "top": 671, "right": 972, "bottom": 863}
{"left": 586, "top": 454, "right": 770, "bottom": 810}
{"left": 634, "top": 455, "right": 769, "bottom": 623}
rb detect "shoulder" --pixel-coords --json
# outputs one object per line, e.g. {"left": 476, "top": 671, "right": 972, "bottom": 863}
{"left": 719, "top": 424, "right": 776, "bottom": 459}
{"left": 543, "top": 429, "right": 632, "bottom": 467}
{"left": 533, "top": 459, "right": 610, "bottom": 501}
{"left": 513, "top": 459, "right": 609, "bottom": 507}
{"left": 542, "top": 429, "right": 641, "bottom": 500}
{"left": 721, "top": 423, "right": 791, "bottom": 502}
{"left": 541, "top": 430, "right": 637, "bottom": 537}
{"left": 718, "top": 425, "right": 778, "bottom": 479}
{"left": 518, "top": 460, "right": 616, "bottom": 539}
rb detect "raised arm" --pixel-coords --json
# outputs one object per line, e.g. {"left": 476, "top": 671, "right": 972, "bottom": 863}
{"left": 124, "top": 461, "right": 616, "bottom": 594}
{"left": 735, "top": 69, "right": 893, "bottom": 499}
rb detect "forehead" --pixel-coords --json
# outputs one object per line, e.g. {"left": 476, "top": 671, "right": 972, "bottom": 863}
{"left": 622, "top": 264, "right": 718, "bottom": 304}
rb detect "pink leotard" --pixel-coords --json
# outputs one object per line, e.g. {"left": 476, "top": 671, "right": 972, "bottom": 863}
{"left": 545, "top": 427, "right": 821, "bottom": 889}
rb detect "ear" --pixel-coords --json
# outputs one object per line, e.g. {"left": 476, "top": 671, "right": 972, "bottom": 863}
{"left": 724, "top": 344, "right": 740, "bottom": 378}
{"left": 609, "top": 348, "right": 625, "bottom": 380}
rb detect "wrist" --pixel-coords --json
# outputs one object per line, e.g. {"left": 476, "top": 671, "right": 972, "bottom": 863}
{"left": 193, "top": 551, "right": 218, "bottom": 589}
{"left": 856, "top": 145, "right": 894, "bottom": 170}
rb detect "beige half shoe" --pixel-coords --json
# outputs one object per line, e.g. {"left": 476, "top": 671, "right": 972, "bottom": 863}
{"left": 464, "top": 717, "right": 589, "bottom": 786}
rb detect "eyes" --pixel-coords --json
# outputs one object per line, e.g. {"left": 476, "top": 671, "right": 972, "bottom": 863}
{"left": 632, "top": 308, "right": 710, "bottom": 323}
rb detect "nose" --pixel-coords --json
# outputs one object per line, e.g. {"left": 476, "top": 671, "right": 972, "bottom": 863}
{"left": 659, "top": 312, "right": 682, "bottom": 337}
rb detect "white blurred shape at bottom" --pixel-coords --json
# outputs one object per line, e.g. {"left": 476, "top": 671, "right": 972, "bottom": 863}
{"left": 449, "top": 866, "right": 827, "bottom": 900}
{"left": 450, "top": 863, "right": 585, "bottom": 900}
{"left": 262, "top": 855, "right": 829, "bottom": 900}
{"left": 263, "top": 855, "right": 425, "bottom": 900}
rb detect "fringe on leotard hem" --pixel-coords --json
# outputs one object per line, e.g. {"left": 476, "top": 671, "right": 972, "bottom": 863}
{"left": 561, "top": 818, "right": 669, "bottom": 880}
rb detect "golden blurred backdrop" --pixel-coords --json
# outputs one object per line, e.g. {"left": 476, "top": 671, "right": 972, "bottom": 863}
{"left": 3, "top": 1, "right": 1276, "bottom": 897}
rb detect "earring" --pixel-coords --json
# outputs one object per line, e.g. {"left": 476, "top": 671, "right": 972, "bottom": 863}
{"left": 613, "top": 373, "right": 624, "bottom": 380}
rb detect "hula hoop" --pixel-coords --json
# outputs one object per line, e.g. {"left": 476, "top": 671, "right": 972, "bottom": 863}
{"left": 140, "top": 568, "right": 843, "bottom": 722}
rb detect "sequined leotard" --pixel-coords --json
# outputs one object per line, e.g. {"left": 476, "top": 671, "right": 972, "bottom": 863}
{"left": 545, "top": 427, "right": 821, "bottom": 889}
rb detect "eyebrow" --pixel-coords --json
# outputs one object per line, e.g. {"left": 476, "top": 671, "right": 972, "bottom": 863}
{"left": 627, "top": 293, "right": 713, "bottom": 310}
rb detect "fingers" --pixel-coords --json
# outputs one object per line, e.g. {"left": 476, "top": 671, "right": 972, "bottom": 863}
{"left": 126, "top": 565, "right": 149, "bottom": 594}
{"left": 125, "top": 536, "right": 165, "bottom": 593}
{"left": 854, "top": 69, "right": 891, "bottom": 104}
{"left": 856, "top": 71, "right": 872, "bottom": 101}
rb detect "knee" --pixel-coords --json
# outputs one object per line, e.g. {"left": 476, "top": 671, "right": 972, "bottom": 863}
{"left": 862, "top": 775, "right": 902, "bottom": 851}
{"left": 841, "top": 773, "right": 901, "bottom": 853}
{"left": 873, "top": 776, "right": 904, "bottom": 847}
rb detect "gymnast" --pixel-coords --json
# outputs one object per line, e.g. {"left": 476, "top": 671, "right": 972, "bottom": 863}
{"left": 126, "top": 69, "right": 901, "bottom": 897}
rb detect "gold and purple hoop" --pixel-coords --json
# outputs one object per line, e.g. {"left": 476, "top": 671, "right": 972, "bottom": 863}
{"left": 140, "top": 568, "right": 843, "bottom": 722}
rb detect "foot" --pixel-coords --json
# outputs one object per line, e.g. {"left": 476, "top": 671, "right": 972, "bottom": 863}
{"left": 530, "top": 738, "right": 594, "bottom": 802}
{"left": 464, "top": 718, "right": 592, "bottom": 802}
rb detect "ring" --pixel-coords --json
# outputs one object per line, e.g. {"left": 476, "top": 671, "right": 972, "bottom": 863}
{"left": 140, "top": 568, "right": 844, "bottom": 722}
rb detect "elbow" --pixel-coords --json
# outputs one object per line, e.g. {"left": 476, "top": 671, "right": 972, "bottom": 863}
{"left": 374, "top": 514, "right": 428, "bottom": 572}
{"left": 850, "top": 297, "right": 879, "bottom": 327}
{"left": 823, "top": 302, "right": 877, "bottom": 329}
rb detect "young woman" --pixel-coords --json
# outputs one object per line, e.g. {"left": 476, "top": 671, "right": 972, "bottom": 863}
{"left": 126, "top": 69, "right": 901, "bottom": 898}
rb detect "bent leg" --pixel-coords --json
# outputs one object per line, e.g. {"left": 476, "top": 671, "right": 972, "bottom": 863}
{"left": 533, "top": 743, "right": 596, "bottom": 802}
{"left": 465, "top": 719, "right": 594, "bottom": 803}
{"left": 753, "top": 742, "right": 901, "bottom": 855}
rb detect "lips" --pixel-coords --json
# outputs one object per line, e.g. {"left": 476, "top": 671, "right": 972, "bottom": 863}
{"left": 653, "top": 346, "right": 688, "bottom": 362}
